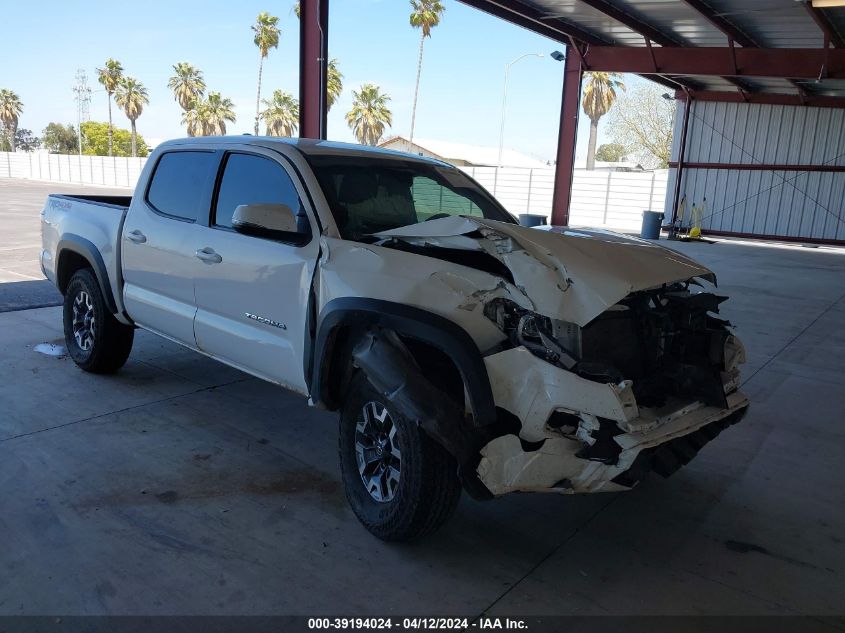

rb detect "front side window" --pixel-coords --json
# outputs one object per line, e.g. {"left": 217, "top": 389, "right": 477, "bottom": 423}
{"left": 146, "top": 151, "right": 217, "bottom": 221}
{"left": 305, "top": 155, "right": 513, "bottom": 240}
{"left": 214, "top": 153, "right": 302, "bottom": 229}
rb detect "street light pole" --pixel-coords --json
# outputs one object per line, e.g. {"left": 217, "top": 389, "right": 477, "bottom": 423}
{"left": 495, "top": 53, "right": 543, "bottom": 195}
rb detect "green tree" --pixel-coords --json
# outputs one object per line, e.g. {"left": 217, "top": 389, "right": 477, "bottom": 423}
{"left": 115, "top": 77, "right": 149, "bottom": 157}
{"left": 202, "top": 92, "right": 236, "bottom": 136}
{"left": 327, "top": 58, "right": 343, "bottom": 111}
{"left": 81, "top": 121, "right": 148, "bottom": 157}
{"left": 409, "top": 0, "right": 444, "bottom": 143}
{"left": 8, "top": 129, "right": 40, "bottom": 152}
{"left": 42, "top": 123, "right": 79, "bottom": 154}
{"left": 582, "top": 72, "right": 625, "bottom": 170}
{"left": 96, "top": 59, "right": 124, "bottom": 157}
{"left": 293, "top": 2, "right": 300, "bottom": 18}
{"left": 607, "top": 83, "right": 674, "bottom": 169}
{"left": 595, "top": 143, "right": 627, "bottom": 163}
{"left": 261, "top": 90, "right": 299, "bottom": 137}
{"left": 0, "top": 89, "right": 24, "bottom": 153}
{"left": 252, "top": 12, "right": 281, "bottom": 135}
{"left": 168, "top": 62, "right": 206, "bottom": 115}
{"left": 346, "top": 84, "right": 392, "bottom": 146}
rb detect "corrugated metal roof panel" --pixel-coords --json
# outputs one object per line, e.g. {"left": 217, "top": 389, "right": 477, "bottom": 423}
{"left": 515, "top": 0, "right": 843, "bottom": 51}
{"left": 699, "top": 0, "right": 825, "bottom": 48}
{"left": 616, "top": 0, "right": 736, "bottom": 46}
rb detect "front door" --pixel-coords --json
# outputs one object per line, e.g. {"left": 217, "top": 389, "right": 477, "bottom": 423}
{"left": 192, "top": 149, "right": 320, "bottom": 393}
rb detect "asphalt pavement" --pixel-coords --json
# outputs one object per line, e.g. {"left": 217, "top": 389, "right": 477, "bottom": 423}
{"left": 0, "top": 178, "right": 131, "bottom": 312}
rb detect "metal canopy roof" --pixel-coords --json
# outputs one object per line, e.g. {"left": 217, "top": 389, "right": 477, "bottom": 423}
{"left": 458, "top": 0, "right": 845, "bottom": 102}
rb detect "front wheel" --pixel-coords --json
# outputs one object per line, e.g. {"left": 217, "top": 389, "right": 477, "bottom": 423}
{"left": 63, "top": 268, "right": 134, "bottom": 374}
{"left": 338, "top": 373, "right": 462, "bottom": 541}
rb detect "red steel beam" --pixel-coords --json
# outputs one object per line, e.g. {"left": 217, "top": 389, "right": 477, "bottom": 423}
{"left": 299, "top": 0, "right": 329, "bottom": 139}
{"left": 576, "top": 0, "right": 738, "bottom": 92}
{"left": 677, "top": 89, "right": 845, "bottom": 109}
{"left": 582, "top": 46, "right": 845, "bottom": 78}
{"left": 804, "top": 3, "right": 845, "bottom": 48}
{"left": 551, "top": 49, "right": 582, "bottom": 227}
{"left": 669, "top": 161, "right": 845, "bottom": 173}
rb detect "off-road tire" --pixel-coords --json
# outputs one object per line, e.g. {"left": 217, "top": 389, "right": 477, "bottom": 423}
{"left": 339, "top": 372, "right": 462, "bottom": 541}
{"left": 63, "top": 268, "right": 134, "bottom": 374}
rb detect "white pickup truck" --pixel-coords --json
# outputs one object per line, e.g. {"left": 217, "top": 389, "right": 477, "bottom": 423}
{"left": 41, "top": 137, "right": 749, "bottom": 541}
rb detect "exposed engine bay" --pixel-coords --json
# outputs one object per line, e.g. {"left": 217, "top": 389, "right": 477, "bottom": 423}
{"left": 483, "top": 281, "right": 744, "bottom": 411}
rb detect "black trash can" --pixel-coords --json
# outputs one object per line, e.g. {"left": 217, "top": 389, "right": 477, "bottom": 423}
{"left": 640, "top": 210, "right": 664, "bottom": 239}
{"left": 519, "top": 213, "right": 548, "bottom": 227}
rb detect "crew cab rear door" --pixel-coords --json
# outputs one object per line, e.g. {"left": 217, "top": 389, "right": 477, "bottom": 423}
{"left": 121, "top": 149, "right": 218, "bottom": 346}
{"left": 192, "top": 146, "right": 320, "bottom": 393}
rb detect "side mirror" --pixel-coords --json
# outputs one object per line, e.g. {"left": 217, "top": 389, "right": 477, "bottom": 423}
{"left": 232, "top": 203, "right": 309, "bottom": 244}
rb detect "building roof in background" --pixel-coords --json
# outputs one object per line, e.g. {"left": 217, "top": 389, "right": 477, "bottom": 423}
{"left": 379, "top": 136, "right": 550, "bottom": 169}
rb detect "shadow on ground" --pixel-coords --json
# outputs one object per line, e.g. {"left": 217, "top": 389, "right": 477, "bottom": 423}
{"left": 0, "top": 279, "right": 62, "bottom": 313}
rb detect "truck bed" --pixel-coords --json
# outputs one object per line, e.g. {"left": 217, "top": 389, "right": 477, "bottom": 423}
{"left": 41, "top": 193, "right": 132, "bottom": 315}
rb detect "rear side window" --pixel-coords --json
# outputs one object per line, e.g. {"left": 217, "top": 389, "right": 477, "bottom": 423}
{"left": 146, "top": 151, "right": 217, "bottom": 221}
{"left": 213, "top": 153, "right": 302, "bottom": 229}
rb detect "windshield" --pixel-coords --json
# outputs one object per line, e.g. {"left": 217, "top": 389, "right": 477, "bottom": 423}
{"left": 304, "top": 154, "right": 515, "bottom": 240}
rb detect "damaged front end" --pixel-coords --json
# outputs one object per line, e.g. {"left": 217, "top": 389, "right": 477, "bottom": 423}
{"left": 478, "top": 281, "right": 749, "bottom": 495}
{"left": 367, "top": 217, "right": 750, "bottom": 498}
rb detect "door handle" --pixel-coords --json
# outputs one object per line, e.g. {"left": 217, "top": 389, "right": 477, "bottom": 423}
{"left": 126, "top": 229, "right": 147, "bottom": 244}
{"left": 195, "top": 247, "right": 222, "bottom": 264}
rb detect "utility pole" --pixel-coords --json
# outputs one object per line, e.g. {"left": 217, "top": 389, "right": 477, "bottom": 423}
{"left": 72, "top": 69, "right": 92, "bottom": 156}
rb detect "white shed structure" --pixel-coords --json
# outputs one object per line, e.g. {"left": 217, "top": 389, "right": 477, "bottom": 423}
{"left": 665, "top": 100, "right": 845, "bottom": 244}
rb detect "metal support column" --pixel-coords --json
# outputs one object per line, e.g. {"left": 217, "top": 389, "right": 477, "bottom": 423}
{"left": 551, "top": 48, "right": 582, "bottom": 226}
{"left": 299, "top": 0, "right": 329, "bottom": 139}
{"left": 671, "top": 92, "right": 692, "bottom": 223}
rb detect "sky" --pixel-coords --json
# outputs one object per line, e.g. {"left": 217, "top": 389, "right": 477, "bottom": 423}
{"left": 1, "top": 0, "right": 652, "bottom": 162}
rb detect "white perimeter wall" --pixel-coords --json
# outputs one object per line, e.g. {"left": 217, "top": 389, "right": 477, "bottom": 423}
{"left": 665, "top": 100, "right": 845, "bottom": 242}
{"left": 462, "top": 166, "right": 667, "bottom": 231}
{"left": 0, "top": 151, "right": 669, "bottom": 231}
{"left": 0, "top": 152, "right": 146, "bottom": 188}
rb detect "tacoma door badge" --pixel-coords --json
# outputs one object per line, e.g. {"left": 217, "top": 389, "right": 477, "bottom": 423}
{"left": 245, "top": 313, "right": 287, "bottom": 330}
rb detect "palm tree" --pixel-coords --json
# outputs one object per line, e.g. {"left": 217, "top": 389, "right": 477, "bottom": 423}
{"left": 409, "top": 0, "right": 444, "bottom": 143}
{"left": 181, "top": 102, "right": 205, "bottom": 137}
{"left": 114, "top": 77, "right": 149, "bottom": 157}
{"left": 346, "top": 84, "right": 392, "bottom": 146}
{"left": 168, "top": 62, "right": 206, "bottom": 113}
{"left": 252, "top": 12, "right": 281, "bottom": 135}
{"left": 96, "top": 59, "right": 124, "bottom": 156}
{"left": 327, "top": 59, "right": 344, "bottom": 111}
{"left": 0, "top": 89, "right": 24, "bottom": 152}
{"left": 261, "top": 90, "right": 299, "bottom": 137}
{"left": 202, "top": 92, "right": 236, "bottom": 136}
{"left": 582, "top": 72, "right": 625, "bottom": 170}
{"left": 293, "top": 2, "right": 300, "bottom": 18}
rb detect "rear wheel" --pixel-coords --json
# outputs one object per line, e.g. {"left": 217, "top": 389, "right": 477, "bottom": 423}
{"left": 63, "top": 268, "right": 134, "bottom": 374}
{"left": 339, "top": 373, "right": 462, "bottom": 541}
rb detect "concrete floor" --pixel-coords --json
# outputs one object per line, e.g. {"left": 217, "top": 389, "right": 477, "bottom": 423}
{"left": 1, "top": 183, "right": 844, "bottom": 619}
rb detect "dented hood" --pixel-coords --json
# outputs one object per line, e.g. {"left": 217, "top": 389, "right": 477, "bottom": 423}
{"left": 374, "top": 216, "right": 716, "bottom": 326}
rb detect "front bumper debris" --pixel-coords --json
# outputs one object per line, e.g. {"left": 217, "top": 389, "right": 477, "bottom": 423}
{"left": 477, "top": 346, "right": 749, "bottom": 496}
